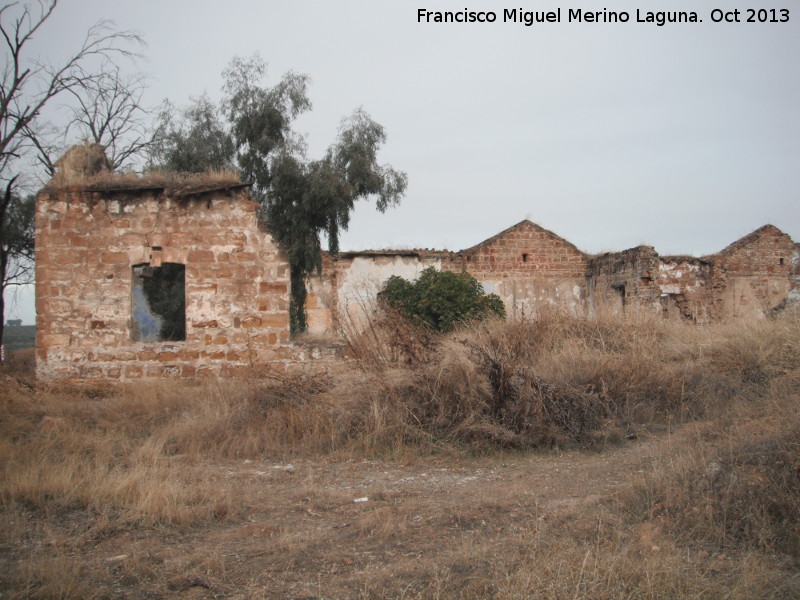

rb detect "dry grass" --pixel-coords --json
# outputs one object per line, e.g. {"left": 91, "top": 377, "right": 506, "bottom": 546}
{"left": 1, "top": 311, "right": 799, "bottom": 598}
{"left": 44, "top": 165, "right": 243, "bottom": 195}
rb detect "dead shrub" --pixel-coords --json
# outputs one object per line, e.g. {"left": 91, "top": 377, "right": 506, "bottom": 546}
{"left": 710, "top": 319, "right": 800, "bottom": 387}
{"left": 341, "top": 302, "right": 438, "bottom": 368}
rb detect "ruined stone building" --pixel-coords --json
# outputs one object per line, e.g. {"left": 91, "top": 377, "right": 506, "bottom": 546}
{"left": 307, "top": 220, "right": 799, "bottom": 332}
{"left": 35, "top": 166, "right": 799, "bottom": 383}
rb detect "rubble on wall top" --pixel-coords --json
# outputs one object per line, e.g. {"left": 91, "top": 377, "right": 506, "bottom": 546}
{"left": 44, "top": 169, "right": 249, "bottom": 200}
{"left": 659, "top": 254, "right": 712, "bottom": 265}
{"left": 590, "top": 245, "right": 657, "bottom": 261}
{"left": 329, "top": 248, "right": 452, "bottom": 260}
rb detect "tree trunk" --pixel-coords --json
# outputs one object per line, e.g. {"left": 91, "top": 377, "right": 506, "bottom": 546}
{"left": 0, "top": 284, "right": 5, "bottom": 364}
{"left": 289, "top": 263, "right": 308, "bottom": 336}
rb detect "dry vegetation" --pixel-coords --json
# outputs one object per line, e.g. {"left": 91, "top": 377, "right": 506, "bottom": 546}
{"left": 44, "top": 140, "right": 244, "bottom": 197}
{"left": 1, "top": 310, "right": 799, "bottom": 598}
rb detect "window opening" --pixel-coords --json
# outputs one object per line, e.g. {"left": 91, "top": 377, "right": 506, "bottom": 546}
{"left": 779, "top": 258, "right": 784, "bottom": 265}
{"left": 132, "top": 263, "right": 186, "bottom": 341}
{"left": 522, "top": 253, "right": 529, "bottom": 263}
{"left": 612, "top": 283, "right": 626, "bottom": 309}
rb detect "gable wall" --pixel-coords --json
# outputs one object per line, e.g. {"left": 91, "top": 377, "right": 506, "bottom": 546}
{"left": 444, "top": 222, "right": 589, "bottom": 316}
{"left": 711, "top": 226, "right": 796, "bottom": 318}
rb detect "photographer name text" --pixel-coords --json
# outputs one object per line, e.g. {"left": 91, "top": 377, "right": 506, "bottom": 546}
{"left": 416, "top": 8, "right": 790, "bottom": 27}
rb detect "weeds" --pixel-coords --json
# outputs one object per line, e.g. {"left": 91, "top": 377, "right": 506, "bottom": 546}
{"left": 1, "top": 311, "right": 798, "bottom": 598}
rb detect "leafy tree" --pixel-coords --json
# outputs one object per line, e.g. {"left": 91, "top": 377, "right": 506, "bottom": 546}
{"left": 381, "top": 267, "right": 506, "bottom": 333}
{"left": 222, "top": 55, "right": 311, "bottom": 202}
{"left": 147, "top": 95, "right": 235, "bottom": 173}
{"left": 265, "top": 109, "right": 407, "bottom": 332}
{"left": 150, "top": 55, "right": 407, "bottom": 334}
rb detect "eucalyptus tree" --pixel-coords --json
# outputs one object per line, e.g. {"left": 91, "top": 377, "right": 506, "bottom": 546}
{"left": 147, "top": 95, "right": 235, "bottom": 173}
{"left": 151, "top": 55, "right": 407, "bottom": 333}
{"left": 265, "top": 108, "right": 407, "bottom": 333}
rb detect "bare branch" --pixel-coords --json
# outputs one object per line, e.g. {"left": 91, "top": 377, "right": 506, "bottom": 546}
{"left": 61, "top": 63, "right": 156, "bottom": 170}
{"left": 1, "top": 0, "right": 145, "bottom": 172}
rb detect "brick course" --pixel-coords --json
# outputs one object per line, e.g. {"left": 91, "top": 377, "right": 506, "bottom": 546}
{"left": 35, "top": 183, "right": 299, "bottom": 382}
{"left": 35, "top": 166, "right": 799, "bottom": 382}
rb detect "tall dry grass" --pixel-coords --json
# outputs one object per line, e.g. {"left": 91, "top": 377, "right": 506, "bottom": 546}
{"left": 622, "top": 372, "right": 800, "bottom": 558}
{"left": 1, "top": 310, "right": 799, "bottom": 597}
{"left": 3, "top": 311, "right": 798, "bottom": 524}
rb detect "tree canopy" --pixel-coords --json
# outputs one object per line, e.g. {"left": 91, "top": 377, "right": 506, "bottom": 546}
{"left": 147, "top": 96, "right": 235, "bottom": 173}
{"left": 149, "top": 55, "right": 407, "bottom": 333}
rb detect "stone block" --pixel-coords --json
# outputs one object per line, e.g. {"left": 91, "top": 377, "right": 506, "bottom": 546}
{"left": 101, "top": 252, "right": 128, "bottom": 264}
{"left": 187, "top": 249, "right": 215, "bottom": 263}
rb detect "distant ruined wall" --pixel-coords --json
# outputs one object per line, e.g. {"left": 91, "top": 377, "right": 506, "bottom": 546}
{"left": 656, "top": 257, "right": 713, "bottom": 321}
{"left": 306, "top": 221, "right": 800, "bottom": 336}
{"left": 586, "top": 246, "right": 661, "bottom": 315}
{"left": 710, "top": 225, "right": 796, "bottom": 318}
{"left": 35, "top": 185, "right": 300, "bottom": 382}
{"left": 444, "top": 220, "right": 588, "bottom": 317}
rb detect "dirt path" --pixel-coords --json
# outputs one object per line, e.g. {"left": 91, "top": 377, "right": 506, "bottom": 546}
{"left": 83, "top": 426, "right": 688, "bottom": 599}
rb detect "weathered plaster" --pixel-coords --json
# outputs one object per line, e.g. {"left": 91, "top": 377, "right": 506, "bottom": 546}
{"left": 35, "top": 167, "right": 799, "bottom": 383}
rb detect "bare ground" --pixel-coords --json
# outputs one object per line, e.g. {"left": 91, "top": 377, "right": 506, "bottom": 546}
{"left": 5, "top": 423, "right": 755, "bottom": 600}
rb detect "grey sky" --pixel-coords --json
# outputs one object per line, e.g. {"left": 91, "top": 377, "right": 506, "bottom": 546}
{"left": 4, "top": 0, "right": 799, "bottom": 324}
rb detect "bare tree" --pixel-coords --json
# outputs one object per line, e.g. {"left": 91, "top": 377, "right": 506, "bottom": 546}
{"left": 64, "top": 65, "right": 155, "bottom": 171}
{"left": 0, "top": 176, "right": 33, "bottom": 358}
{"left": 0, "top": 0, "right": 143, "bottom": 355}
{"left": 1, "top": 1, "right": 142, "bottom": 178}
{"left": 28, "top": 64, "right": 157, "bottom": 175}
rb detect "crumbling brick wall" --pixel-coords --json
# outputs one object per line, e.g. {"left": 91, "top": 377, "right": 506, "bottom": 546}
{"left": 444, "top": 220, "right": 589, "bottom": 316}
{"left": 586, "top": 246, "right": 661, "bottom": 315}
{"left": 35, "top": 183, "right": 294, "bottom": 382}
{"left": 35, "top": 167, "right": 800, "bottom": 383}
{"left": 710, "top": 225, "right": 796, "bottom": 318}
{"left": 656, "top": 257, "right": 713, "bottom": 321}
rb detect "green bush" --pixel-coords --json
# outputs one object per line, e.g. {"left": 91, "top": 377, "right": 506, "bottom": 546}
{"left": 380, "top": 267, "right": 505, "bottom": 332}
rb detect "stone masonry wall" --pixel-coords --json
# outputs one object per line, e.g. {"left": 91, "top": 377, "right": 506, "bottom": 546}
{"left": 656, "top": 257, "right": 713, "bottom": 321}
{"left": 586, "top": 246, "right": 661, "bottom": 315}
{"left": 35, "top": 177, "right": 800, "bottom": 384}
{"left": 35, "top": 185, "right": 295, "bottom": 382}
{"left": 710, "top": 225, "right": 796, "bottom": 318}
{"left": 444, "top": 220, "right": 589, "bottom": 316}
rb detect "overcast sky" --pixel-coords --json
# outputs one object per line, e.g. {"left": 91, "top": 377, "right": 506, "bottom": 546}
{"left": 4, "top": 0, "right": 799, "bottom": 324}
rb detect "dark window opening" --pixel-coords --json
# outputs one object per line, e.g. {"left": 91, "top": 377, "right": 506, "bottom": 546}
{"left": 132, "top": 263, "right": 186, "bottom": 342}
{"left": 612, "top": 283, "right": 626, "bottom": 309}
{"left": 779, "top": 258, "right": 784, "bottom": 265}
{"left": 522, "top": 253, "right": 529, "bottom": 263}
